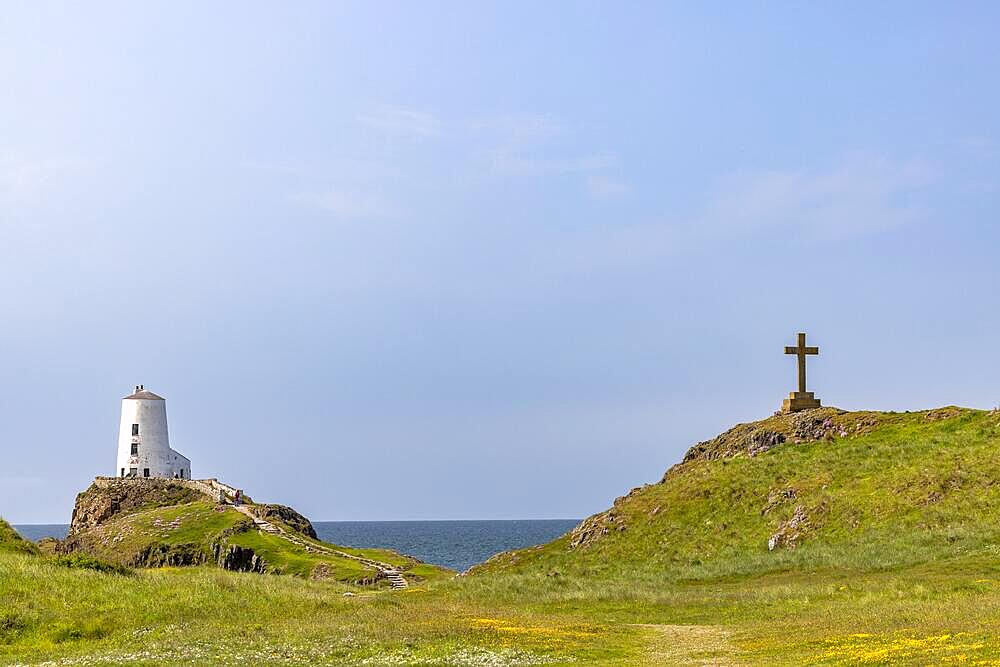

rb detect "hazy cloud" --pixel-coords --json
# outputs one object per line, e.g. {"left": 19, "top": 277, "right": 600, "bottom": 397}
{"left": 0, "top": 152, "right": 97, "bottom": 210}
{"left": 699, "top": 153, "right": 936, "bottom": 241}
{"left": 533, "top": 152, "right": 938, "bottom": 278}
{"left": 586, "top": 175, "right": 630, "bottom": 200}
{"left": 468, "top": 113, "right": 565, "bottom": 143}
{"left": 357, "top": 105, "right": 440, "bottom": 137}
{"left": 489, "top": 149, "right": 618, "bottom": 175}
{"left": 294, "top": 187, "right": 393, "bottom": 220}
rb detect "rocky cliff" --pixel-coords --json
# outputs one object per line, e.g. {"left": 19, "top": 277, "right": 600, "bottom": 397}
{"left": 69, "top": 479, "right": 203, "bottom": 535}
{"left": 250, "top": 504, "right": 318, "bottom": 539}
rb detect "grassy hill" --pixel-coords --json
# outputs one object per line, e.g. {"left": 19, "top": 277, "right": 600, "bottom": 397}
{"left": 0, "top": 519, "right": 38, "bottom": 556}
{"left": 6, "top": 407, "right": 1000, "bottom": 665}
{"left": 476, "top": 407, "right": 1000, "bottom": 580}
{"left": 61, "top": 480, "right": 451, "bottom": 587}
{"left": 458, "top": 406, "right": 1000, "bottom": 663}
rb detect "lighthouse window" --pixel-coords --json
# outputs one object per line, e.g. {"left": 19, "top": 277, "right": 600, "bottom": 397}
{"left": 143, "top": 468, "right": 150, "bottom": 478}
{"left": 131, "top": 443, "right": 139, "bottom": 456}
{"left": 132, "top": 423, "right": 139, "bottom": 436}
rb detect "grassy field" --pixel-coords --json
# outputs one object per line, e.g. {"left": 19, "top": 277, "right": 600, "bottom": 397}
{"left": 0, "top": 552, "right": 642, "bottom": 666}
{"left": 5, "top": 407, "right": 1000, "bottom": 665}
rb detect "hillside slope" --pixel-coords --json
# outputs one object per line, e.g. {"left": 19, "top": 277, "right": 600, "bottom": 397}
{"left": 0, "top": 519, "right": 38, "bottom": 556}
{"left": 476, "top": 407, "right": 1000, "bottom": 580}
{"left": 61, "top": 480, "right": 451, "bottom": 586}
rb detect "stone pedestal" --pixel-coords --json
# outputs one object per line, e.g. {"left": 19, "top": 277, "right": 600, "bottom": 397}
{"left": 781, "top": 391, "right": 821, "bottom": 413}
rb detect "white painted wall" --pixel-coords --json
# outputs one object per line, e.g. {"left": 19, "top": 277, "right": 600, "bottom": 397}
{"left": 114, "top": 388, "right": 191, "bottom": 479}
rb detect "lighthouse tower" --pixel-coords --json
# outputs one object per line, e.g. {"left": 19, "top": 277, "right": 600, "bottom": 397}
{"left": 115, "top": 385, "right": 191, "bottom": 479}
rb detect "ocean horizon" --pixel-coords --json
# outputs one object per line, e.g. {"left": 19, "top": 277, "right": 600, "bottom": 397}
{"left": 15, "top": 519, "right": 580, "bottom": 572}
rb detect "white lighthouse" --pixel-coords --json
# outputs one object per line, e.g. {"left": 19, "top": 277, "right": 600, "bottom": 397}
{"left": 115, "top": 385, "right": 191, "bottom": 479}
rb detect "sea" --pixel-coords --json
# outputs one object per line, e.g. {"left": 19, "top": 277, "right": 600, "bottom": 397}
{"left": 14, "top": 519, "right": 579, "bottom": 572}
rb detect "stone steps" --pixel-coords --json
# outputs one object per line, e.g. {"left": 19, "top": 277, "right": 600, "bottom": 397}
{"left": 385, "top": 571, "right": 408, "bottom": 589}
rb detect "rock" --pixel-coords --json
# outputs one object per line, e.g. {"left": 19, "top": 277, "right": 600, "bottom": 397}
{"left": 69, "top": 480, "right": 202, "bottom": 535}
{"left": 213, "top": 543, "right": 267, "bottom": 573}
{"left": 762, "top": 488, "right": 797, "bottom": 516}
{"left": 568, "top": 509, "right": 626, "bottom": 549}
{"left": 132, "top": 542, "right": 208, "bottom": 567}
{"left": 747, "top": 430, "right": 786, "bottom": 457}
{"left": 790, "top": 414, "right": 831, "bottom": 441}
{"left": 925, "top": 407, "right": 963, "bottom": 422}
{"left": 248, "top": 504, "right": 318, "bottom": 540}
{"left": 768, "top": 505, "right": 810, "bottom": 550}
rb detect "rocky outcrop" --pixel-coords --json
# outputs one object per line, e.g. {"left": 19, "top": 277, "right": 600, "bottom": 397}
{"left": 214, "top": 543, "right": 267, "bottom": 573}
{"left": 131, "top": 542, "right": 208, "bottom": 567}
{"left": 249, "top": 504, "right": 318, "bottom": 539}
{"left": 680, "top": 408, "right": 848, "bottom": 463}
{"left": 767, "top": 502, "right": 827, "bottom": 551}
{"left": 54, "top": 477, "right": 431, "bottom": 585}
{"left": 568, "top": 508, "right": 627, "bottom": 549}
{"left": 761, "top": 487, "right": 797, "bottom": 516}
{"left": 768, "top": 506, "right": 809, "bottom": 551}
{"left": 69, "top": 480, "right": 202, "bottom": 535}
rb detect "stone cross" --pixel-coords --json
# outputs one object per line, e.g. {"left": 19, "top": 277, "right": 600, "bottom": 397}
{"left": 781, "top": 332, "right": 822, "bottom": 413}
{"left": 785, "top": 332, "right": 818, "bottom": 394}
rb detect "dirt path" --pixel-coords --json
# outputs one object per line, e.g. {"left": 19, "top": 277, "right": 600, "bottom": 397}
{"left": 230, "top": 503, "right": 409, "bottom": 590}
{"left": 636, "top": 624, "right": 741, "bottom": 666}
{"left": 180, "top": 479, "right": 408, "bottom": 589}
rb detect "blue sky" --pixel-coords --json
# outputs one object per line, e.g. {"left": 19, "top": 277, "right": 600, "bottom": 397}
{"left": 2, "top": 2, "right": 998, "bottom": 523}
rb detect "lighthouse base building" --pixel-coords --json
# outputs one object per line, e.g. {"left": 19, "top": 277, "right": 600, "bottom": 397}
{"left": 115, "top": 385, "right": 191, "bottom": 479}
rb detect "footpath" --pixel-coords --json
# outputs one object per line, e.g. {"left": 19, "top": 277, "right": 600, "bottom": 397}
{"left": 185, "top": 479, "right": 409, "bottom": 590}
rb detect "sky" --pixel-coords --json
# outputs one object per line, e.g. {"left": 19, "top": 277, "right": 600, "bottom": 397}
{"left": 2, "top": 2, "right": 999, "bottom": 523}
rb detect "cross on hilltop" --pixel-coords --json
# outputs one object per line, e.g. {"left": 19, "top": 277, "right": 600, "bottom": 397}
{"left": 781, "top": 332, "right": 822, "bottom": 413}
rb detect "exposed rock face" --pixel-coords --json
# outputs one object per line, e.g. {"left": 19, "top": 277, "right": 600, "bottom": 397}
{"left": 747, "top": 430, "right": 786, "bottom": 457}
{"left": 214, "top": 543, "right": 267, "bottom": 573}
{"left": 132, "top": 542, "right": 208, "bottom": 567}
{"left": 69, "top": 480, "right": 202, "bottom": 535}
{"left": 680, "top": 407, "right": 848, "bottom": 463}
{"left": 568, "top": 508, "right": 627, "bottom": 549}
{"left": 251, "top": 504, "right": 318, "bottom": 539}
{"left": 762, "top": 487, "right": 797, "bottom": 516}
{"left": 768, "top": 506, "right": 810, "bottom": 551}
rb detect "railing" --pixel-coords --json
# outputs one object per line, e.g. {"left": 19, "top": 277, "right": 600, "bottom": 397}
{"left": 92, "top": 476, "right": 240, "bottom": 502}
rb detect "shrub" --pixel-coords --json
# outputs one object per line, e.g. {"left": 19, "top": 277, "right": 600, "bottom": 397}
{"left": 54, "top": 554, "right": 134, "bottom": 576}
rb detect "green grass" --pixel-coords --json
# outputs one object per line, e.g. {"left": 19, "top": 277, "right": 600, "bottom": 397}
{"left": 477, "top": 407, "right": 1000, "bottom": 581}
{"left": 53, "top": 553, "right": 134, "bottom": 577}
{"left": 0, "top": 519, "right": 38, "bottom": 556}
{"left": 66, "top": 501, "right": 249, "bottom": 567}
{"left": 323, "top": 543, "right": 412, "bottom": 567}
{"left": 8, "top": 407, "right": 1000, "bottom": 664}
{"left": 225, "top": 529, "right": 377, "bottom": 581}
{"left": 65, "top": 498, "right": 453, "bottom": 587}
{"left": 0, "top": 552, "right": 639, "bottom": 665}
